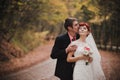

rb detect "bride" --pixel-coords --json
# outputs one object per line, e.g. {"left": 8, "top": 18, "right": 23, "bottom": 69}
{"left": 67, "top": 22, "right": 106, "bottom": 80}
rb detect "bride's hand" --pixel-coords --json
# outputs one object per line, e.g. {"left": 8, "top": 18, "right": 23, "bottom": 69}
{"left": 82, "top": 55, "right": 90, "bottom": 60}
{"left": 88, "top": 57, "right": 93, "bottom": 63}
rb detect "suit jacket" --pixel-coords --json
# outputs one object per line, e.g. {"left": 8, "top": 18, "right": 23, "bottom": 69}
{"left": 50, "top": 33, "right": 80, "bottom": 80}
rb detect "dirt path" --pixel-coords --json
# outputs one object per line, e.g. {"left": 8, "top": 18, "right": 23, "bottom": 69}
{"left": 0, "top": 59, "right": 59, "bottom": 80}
{"left": 0, "top": 41, "right": 120, "bottom": 80}
{"left": 0, "top": 41, "right": 54, "bottom": 76}
{"left": 100, "top": 50, "right": 120, "bottom": 80}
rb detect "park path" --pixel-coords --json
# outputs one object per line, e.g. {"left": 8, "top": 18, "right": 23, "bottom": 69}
{"left": 0, "top": 41, "right": 120, "bottom": 80}
{"left": 0, "top": 58, "right": 59, "bottom": 80}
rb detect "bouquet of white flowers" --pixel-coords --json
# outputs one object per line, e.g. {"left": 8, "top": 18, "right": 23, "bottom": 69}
{"left": 83, "top": 46, "right": 92, "bottom": 65}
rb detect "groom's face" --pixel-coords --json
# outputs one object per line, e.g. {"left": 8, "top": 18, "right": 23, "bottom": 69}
{"left": 72, "top": 21, "right": 79, "bottom": 33}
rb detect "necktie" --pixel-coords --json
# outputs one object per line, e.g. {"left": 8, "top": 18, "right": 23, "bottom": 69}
{"left": 72, "top": 37, "right": 76, "bottom": 41}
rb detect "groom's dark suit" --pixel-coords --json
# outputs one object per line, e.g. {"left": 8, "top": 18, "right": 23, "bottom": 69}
{"left": 51, "top": 33, "right": 79, "bottom": 80}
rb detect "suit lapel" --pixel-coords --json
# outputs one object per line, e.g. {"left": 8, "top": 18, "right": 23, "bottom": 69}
{"left": 65, "top": 33, "right": 71, "bottom": 44}
{"left": 76, "top": 33, "right": 80, "bottom": 40}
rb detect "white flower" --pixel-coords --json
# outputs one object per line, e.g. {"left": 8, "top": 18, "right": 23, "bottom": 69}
{"left": 83, "top": 46, "right": 92, "bottom": 65}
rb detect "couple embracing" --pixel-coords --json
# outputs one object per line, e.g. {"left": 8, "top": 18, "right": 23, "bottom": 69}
{"left": 50, "top": 18, "right": 106, "bottom": 80}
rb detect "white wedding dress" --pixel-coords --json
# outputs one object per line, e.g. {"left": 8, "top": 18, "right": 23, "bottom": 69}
{"left": 71, "top": 39, "right": 106, "bottom": 80}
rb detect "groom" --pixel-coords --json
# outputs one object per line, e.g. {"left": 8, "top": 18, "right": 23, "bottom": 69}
{"left": 50, "top": 17, "right": 80, "bottom": 80}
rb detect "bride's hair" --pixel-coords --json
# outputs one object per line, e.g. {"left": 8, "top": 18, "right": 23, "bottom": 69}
{"left": 79, "top": 22, "right": 91, "bottom": 32}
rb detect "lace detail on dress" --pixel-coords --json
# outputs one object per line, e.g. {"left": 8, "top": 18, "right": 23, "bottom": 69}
{"left": 71, "top": 40, "right": 106, "bottom": 80}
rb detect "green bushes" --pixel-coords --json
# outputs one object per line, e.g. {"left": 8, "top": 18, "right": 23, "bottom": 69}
{"left": 12, "top": 30, "right": 49, "bottom": 53}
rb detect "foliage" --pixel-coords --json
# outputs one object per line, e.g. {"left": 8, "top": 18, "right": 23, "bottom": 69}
{"left": 96, "top": 0, "right": 120, "bottom": 50}
{"left": 0, "top": 0, "right": 120, "bottom": 58}
{"left": 12, "top": 30, "right": 49, "bottom": 53}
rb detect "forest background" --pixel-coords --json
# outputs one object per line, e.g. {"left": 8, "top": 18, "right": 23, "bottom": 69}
{"left": 0, "top": 0, "right": 120, "bottom": 61}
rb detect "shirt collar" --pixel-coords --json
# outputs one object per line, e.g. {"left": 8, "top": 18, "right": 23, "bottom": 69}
{"left": 68, "top": 32, "right": 76, "bottom": 42}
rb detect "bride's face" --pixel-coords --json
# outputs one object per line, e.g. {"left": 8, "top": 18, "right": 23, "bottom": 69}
{"left": 79, "top": 26, "right": 89, "bottom": 36}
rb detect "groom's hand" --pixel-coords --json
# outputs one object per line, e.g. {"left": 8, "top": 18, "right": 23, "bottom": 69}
{"left": 66, "top": 45, "right": 77, "bottom": 54}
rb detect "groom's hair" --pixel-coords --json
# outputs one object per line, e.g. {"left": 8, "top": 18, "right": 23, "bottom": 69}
{"left": 64, "top": 17, "right": 77, "bottom": 30}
